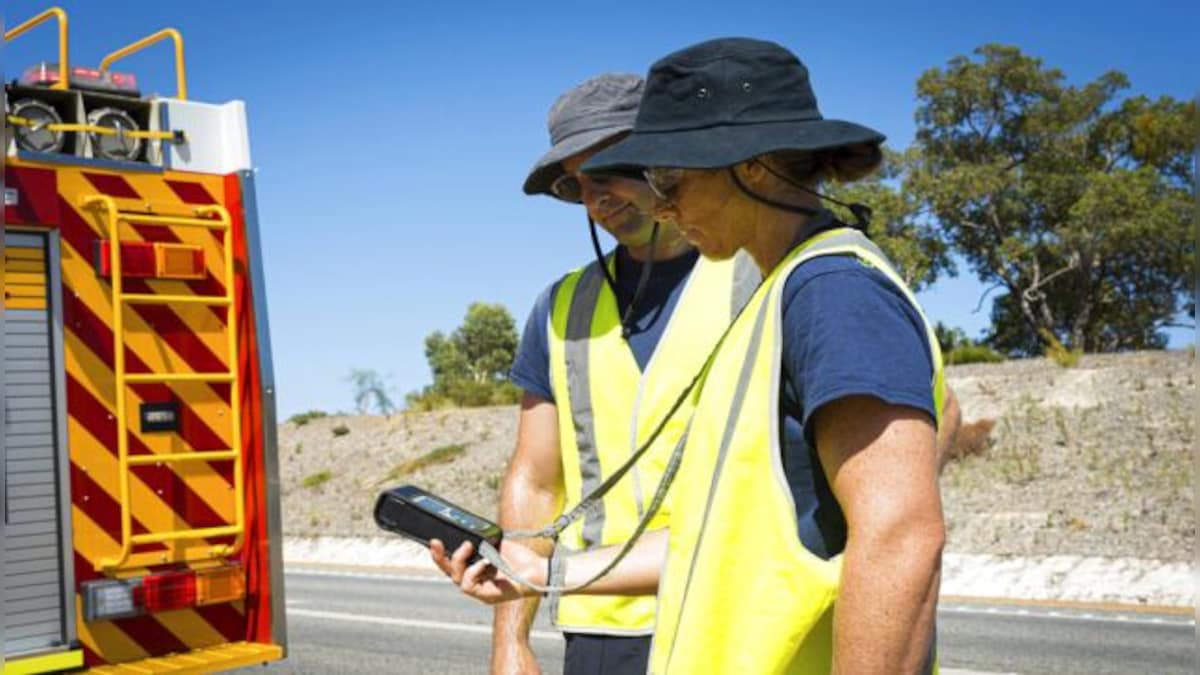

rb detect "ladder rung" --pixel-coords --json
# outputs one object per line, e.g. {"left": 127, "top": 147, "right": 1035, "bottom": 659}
{"left": 128, "top": 450, "right": 237, "bottom": 465}
{"left": 115, "top": 212, "right": 230, "bottom": 230}
{"left": 131, "top": 524, "right": 241, "bottom": 545}
{"left": 121, "top": 293, "right": 232, "bottom": 306}
{"left": 125, "top": 372, "right": 235, "bottom": 383}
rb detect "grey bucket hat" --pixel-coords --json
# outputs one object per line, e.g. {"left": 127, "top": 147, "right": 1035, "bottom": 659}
{"left": 523, "top": 73, "right": 644, "bottom": 197}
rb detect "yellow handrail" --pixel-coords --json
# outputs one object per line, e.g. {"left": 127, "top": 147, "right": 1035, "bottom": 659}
{"left": 7, "top": 115, "right": 179, "bottom": 142}
{"left": 4, "top": 7, "right": 69, "bottom": 90}
{"left": 99, "top": 27, "right": 188, "bottom": 100}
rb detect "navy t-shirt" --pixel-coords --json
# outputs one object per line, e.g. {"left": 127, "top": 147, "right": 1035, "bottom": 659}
{"left": 510, "top": 247, "right": 935, "bottom": 562}
{"left": 778, "top": 254, "right": 937, "bottom": 560}
{"left": 510, "top": 246, "right": 701, "bottom": 402}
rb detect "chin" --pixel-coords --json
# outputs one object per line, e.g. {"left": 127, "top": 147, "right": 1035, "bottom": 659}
{"left": 697, "top": 242, "right": 737, "bottom": 261}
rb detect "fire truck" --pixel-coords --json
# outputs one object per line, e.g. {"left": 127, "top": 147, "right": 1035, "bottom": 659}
{"left": 4, "top": 7, "right": 286, "bottom": 673}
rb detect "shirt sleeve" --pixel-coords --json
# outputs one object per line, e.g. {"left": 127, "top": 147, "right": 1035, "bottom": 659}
{"left": 508, "top": 281, "right": 559, "bottom": 402}
{"left": 780, "top": 256, "right": 936, "bottom": 447}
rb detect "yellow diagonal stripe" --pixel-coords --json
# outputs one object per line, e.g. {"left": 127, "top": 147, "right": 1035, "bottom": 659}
{"left": 58, "top": 225, "right": 234, "bottom": 451}
{"left": 60, "top": 169, "right": 233, "bottom": 364}
{"left": 66, "top": 334, "right": 236, "bottom": 526}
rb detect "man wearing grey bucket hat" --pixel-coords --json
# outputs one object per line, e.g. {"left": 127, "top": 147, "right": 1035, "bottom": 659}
{"left": 433, "top": 39, "right": 957, "bottom": 675}
{"left": 487, "top": 74, "right": 758, "bottom": 675}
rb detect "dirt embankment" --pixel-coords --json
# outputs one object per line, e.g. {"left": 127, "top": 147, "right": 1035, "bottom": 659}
{"left": 280, "top": 350, "right": 1194, "bottom": 562}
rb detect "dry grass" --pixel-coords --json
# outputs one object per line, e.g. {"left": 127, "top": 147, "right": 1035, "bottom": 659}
{"left": 379, "top": 443, "right": 468, "bottom": 485}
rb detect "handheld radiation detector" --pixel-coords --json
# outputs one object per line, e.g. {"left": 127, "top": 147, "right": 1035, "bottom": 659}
{"left": 374, "top": 485, "right": 502, "bottom": 562}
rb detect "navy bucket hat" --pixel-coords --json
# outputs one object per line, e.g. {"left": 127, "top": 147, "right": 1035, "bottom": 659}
{"left": 583, "top": 38, "right": 885, "bottom": 173}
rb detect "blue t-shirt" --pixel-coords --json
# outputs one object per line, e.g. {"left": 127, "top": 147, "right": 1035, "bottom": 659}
{"left": 779, "top": 254, "right": 937, "bottom": 560}
{"left": 510, "top": 246, "right": 701, "bottom": 402}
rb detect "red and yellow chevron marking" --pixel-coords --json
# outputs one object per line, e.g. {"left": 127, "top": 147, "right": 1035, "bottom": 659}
{"left": 6, "top": 158, "right": 276, "bottom": 668}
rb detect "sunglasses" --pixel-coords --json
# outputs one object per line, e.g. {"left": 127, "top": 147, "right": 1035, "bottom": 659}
{"left": 549, "top": 166, "right": 654, "bottom": 203}
{"left": 643, "top": 167, "right": 684, "bottom": 203}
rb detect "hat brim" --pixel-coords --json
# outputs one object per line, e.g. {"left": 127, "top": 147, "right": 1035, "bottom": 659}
{"left": 523, "top": 126, "right": 632, "bottom": 196}
{"left": 581, "top": 118, "right": 885, "bottom": 174}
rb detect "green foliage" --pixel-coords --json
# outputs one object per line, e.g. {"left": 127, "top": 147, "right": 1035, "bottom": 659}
{"left": 934, "top": 321, "right": 1006, "bottom": 365}
{"left": 409, "top": 302, "right": 521, "bottom": 409}
{"left": 907, "top": 44, "right": 1197, "bottom": 355}
{"left": 347, "top": 369, "right": 396, "bottom": 416}
{"left": 826, "top": 148, "right": 952, "bottom": 291}
{"left": 381, "top": 443, "right": 467, "bottom": 484}
{"left": 331, "top": 424, "right": 350, "bottom": 437}
{"left": 302, "top": 470, "right": 332, "bottom": 489}
{"left": 1040, "top": 328, "right": 1083, "bottom": 368}
{"left": 288, "top": 410, "right": 327, "bottom": 426}
{"left": 948, "top": 344, "right": 1007, "bottom": 365}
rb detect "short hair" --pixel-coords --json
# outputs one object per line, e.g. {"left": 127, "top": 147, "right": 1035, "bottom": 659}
{"left": 764, "top": 143, "right": 883, "bottom": 186}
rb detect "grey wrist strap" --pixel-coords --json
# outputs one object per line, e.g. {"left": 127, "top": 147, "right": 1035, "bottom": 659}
{"left": 483, "top": 426, "right": 689, "bottom": 594}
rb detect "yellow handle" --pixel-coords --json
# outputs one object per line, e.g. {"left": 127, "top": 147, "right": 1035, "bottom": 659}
{"left": 6, "top": 115, "right": 180, "bottom": 141}
{"left": 4, "top": 7, "right": 69, "bottom": 90}
{"left": 99, "top": 28, "right": 187, "bottom": 100}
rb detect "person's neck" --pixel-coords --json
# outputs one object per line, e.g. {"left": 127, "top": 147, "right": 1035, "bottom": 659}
{"left": 624, "top": 224, "right": 695, "bottom": 262}
{"left": 742, "top": 206, "right": 813, "bottom": 276}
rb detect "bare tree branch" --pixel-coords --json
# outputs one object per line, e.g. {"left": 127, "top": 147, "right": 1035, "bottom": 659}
{"left": 973, "top": 283, "right": 1005, "bottom": 314}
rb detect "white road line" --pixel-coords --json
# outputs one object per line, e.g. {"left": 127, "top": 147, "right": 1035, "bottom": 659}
{"left": 939, "top": 605, "right": 1194, "bottom": 626}
{"left": 286, "top": 607, "right": 563, "bottom": 641}
{"left": 286, "top": 569, "right": 1195, "bottom": 628}
{"left": 288, "top": 568, "right": 443, "bottom": 584}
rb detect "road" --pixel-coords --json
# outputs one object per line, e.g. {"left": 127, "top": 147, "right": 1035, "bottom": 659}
{"left": 233, "top": 569, "right": 1195, "bottom": 674}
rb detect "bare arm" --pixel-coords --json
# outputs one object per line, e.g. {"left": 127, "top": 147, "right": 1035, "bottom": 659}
{"left": 491, "top": 393, "right": 563, "bottom": 675}
{"left": 813, "top": 395, "right": 944, "bottom": 675}
{"left": 936, "top": 385, "right": 962, "bottom": 471}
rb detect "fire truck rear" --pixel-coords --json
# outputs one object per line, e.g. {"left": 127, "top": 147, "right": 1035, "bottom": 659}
{"left": 4, "top": 7, "right": 286, "bottom": 673}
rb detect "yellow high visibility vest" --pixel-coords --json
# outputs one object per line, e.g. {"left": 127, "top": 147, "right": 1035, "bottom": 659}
{"left": 547, "top": 250, "right": 759, "bottom": 634}
{"left": 649, "top": 228, "right": 945, "bottom": 673}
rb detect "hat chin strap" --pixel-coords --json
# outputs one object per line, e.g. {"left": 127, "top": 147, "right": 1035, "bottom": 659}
{"left": 728, "top": 164, "right": 873, "bottom": 231}
{"left": 587, "top": 216, "right": 660, "bottom": 339}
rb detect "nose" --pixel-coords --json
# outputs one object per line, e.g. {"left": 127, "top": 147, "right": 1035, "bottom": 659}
{"left": 581, "top": 179, "right": 614, "bottom": 212}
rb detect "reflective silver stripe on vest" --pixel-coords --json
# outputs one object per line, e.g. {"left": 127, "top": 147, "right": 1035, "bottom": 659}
{"left": 663, "top": 294, "right": 772, "bottom": 674}
{"left": 564, "top": 262, "right": 607, "bottom": 549}
{"left": 730, "top": 249, "right": 761, "bottom": 317}
{"left": 801, "top": 229, "right": 889, "bottom": 268}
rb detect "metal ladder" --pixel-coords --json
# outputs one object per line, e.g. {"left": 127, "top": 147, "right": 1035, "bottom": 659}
{"left": 84, "top": 195, "right": 244, "bottom": 571}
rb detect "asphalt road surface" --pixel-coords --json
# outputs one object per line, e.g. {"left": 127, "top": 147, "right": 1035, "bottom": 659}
{"left": 232, "top": 569, "right": 1195, "bottom": 675}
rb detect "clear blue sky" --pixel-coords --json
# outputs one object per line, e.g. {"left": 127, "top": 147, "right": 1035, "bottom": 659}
{"left": 6, "top": 0, "right": 1195, "bottom": 417}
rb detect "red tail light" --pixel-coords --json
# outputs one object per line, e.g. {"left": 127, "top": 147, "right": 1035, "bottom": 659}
{"left": 140, "top": 569, "right": 197, "bottom": 612}
{"left": 82, "top": 564, "right": 244, "bottom": 621}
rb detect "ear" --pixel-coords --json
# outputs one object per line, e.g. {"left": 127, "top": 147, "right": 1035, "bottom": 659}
{"left": 736, "top": 160, "right": 770, "bottom": 188}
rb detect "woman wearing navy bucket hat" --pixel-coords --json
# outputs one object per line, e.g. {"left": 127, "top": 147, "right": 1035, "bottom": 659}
{"left": 433, "top": 38, "right": 953, "bottom": 675}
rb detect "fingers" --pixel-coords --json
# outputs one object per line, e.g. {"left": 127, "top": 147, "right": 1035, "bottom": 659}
{"left": 461, "top": 558, "right": 493, "bottom": 593}
{"left": 430, "top": 540, "right": 476, "bottom": 585}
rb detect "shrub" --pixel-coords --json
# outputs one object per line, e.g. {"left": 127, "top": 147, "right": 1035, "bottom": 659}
{"left": 331, "top": 424, "right": 350, "bottom": 437}
{"left": 381, "top": 443, "right": 467, "bottom": 484}
{"left": 302, "top": 470, "right": 332, "bottom": 489}
{"left": 1040, "top": 329, "right": 1082, "bottom": 368}
{"left": 289, "top": 410, "right": 327, "bottom": 426}
{"left": 945, "top": 344, "right": 1006, "bottom": 365}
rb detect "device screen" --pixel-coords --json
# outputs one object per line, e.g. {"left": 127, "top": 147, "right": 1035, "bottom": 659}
{"left": 410, "top": 494, "right": 494, "bottom": 533}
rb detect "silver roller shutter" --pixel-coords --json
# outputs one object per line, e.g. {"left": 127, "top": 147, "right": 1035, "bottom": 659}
{"left": 4, "top": 230, "right": 74, "bottom": 657}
